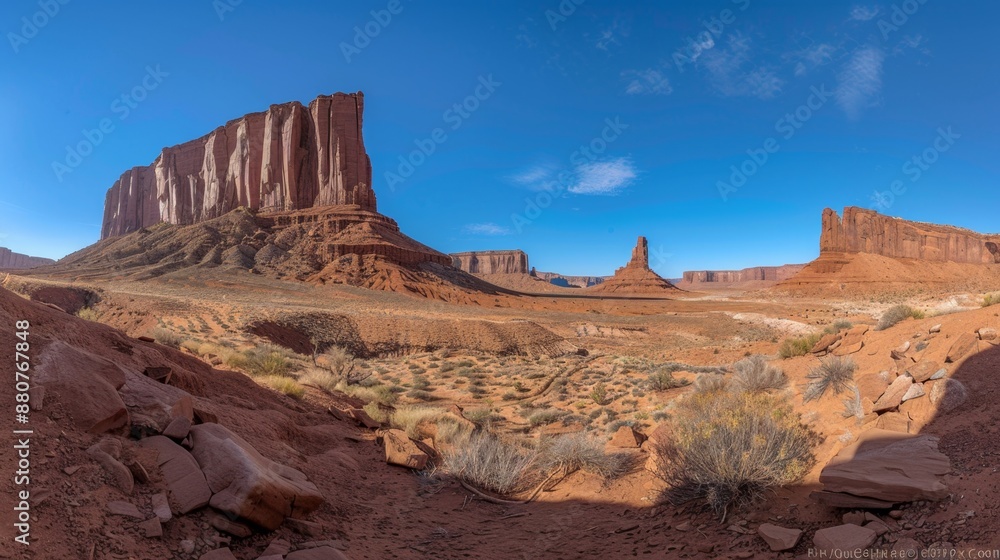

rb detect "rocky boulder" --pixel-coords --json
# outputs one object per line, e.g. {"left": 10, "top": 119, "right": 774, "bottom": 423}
{"left": 139, "top": 436, "right": 212, "bottom": 515}
{"left": 187, "top": 423, "right": 324, "bottom": 530}
{"left": 34, "top": 341, "right": 128, "bottom": 434}
{"left": 813, "top": 524, "right": 877, "bottom": 554}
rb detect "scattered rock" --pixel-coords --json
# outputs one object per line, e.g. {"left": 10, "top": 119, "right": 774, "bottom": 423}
{"left": 140, "top": 517, "right": 162, "bottom": 538}
{"left": 138, "top": 435, "right": 212, "bottom": 515}
{"left": 866, "top": 520, "right": 890, "bottom": 536}
{"left": 929, "top": 324, "right": 941, "bottom": 334}
{"left": 907, "top": 361, "right": 942, "bottom": 383}
{"left": 902, "top": 383, "right": 926, "bottom": 402}
{"left": 261, "top": 538, "right": 292, "bottom": 556}
{"left": 187, "top": 423, "right": 324, "bottom": 531}
{"left": 87, "top": 442, "right": 134, "bottom": 494}
{"left": 285, "top": 518, "right": 323, "bottom": 537}
{"left": 929, "top": 368, "right": 947, "bottom": 381}
{"left": 127, "top": 458, "right": 151, "bottom": 484}
{"left": 199, "top": 549, "right": 237, "bottom": 560}
{"left": 815, "top": 429, "right": 950, "bottom": 507}
{"left": 812, "top": 333, "right": 841, "bottom": 354}
{"left": 34, "top": 341, "right": 129, "bottom": 434}
{"left": 144, "top": 366, "right": 173, "bottom": 384}
{"left": 946, "top": 333, "right": 978, "bottom": 363}
{"left": 675, "top": 521, "right": 692, "bottom": 532}
{"left": 381, "top": 428, "right": 430, "bottom": 470}
{"left": 929, "top": 378, "right": 968, "bottom": 413}
{"left": 138, "top": 335, "right": 156, "bottom": 342}
{"left": 210, "top": 512, "right": 253, "bottom": 538}
{"left": 891, "top": 341, "right": 911, "bottom": 359}
{"left": 162, "top": 416, "right": 192, "bottom": 440}
{"left": 609, "top": 425, "right": 646, "bottom": 448}
{"left": 757, "top": 523, "right": 802, "bottom": 551}
{"left": 813, "top": 524, "right": 877, "bottom": 553}
{"left": 856, "top": 372, "right": 891, "bottom": 402}
{"left": 873, "top": 375, "right": 913, "bottom": 413}
{"left": 107, "top": 500, "right": 142, "bottom": 519}
{"left": 894, "top": 537, "right": 923, "bottom": 554}
{"left": 151, "top": 493, "right": 172, "bottom": 522}
{"left": 842, "top": 511, "right": 866, "bottom": 525}
{"left": 875, "top": 411, "right": 911, "bottom": 433}
{"left": 978, "top": 327, "right": 997, "bottom": 341}
{"left": 349, "top": 408, "right": 381, "bottom": 429}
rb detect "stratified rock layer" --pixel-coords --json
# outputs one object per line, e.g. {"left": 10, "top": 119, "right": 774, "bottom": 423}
{"left": 0, "top": 247, "right": 54, "bottom": 269}
{"left": 588, "top": 237, "right": 680, "bottom": 295}
{"left": 450, "top": 250, "right": 529, "bottom": 275}
{"left": 533, "top": 269, "right": 607, "bottom": 288}
{"left": 681, "top": 265, "right": 805, "bottom": 285}
{"left": 820, "top": 207, "right": 1000, "bottom": 263}
{"left": 102, "top": 92, "right": 374, "bottom": 239}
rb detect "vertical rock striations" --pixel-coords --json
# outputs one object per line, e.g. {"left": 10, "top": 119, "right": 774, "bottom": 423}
{"left": 681, "top": 265, "right": 805, "bottom": 285}
{"left": 0, "top": 247, "right": 55, "bottom": 269}
{"left": 450, "top": 251, "right": 529, "bottom": 275}
{"left": 101, "top": 93, "right": 375, "bottom": 239}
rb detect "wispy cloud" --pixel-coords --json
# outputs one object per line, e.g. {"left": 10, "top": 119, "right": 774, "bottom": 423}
{"left": 894, "top": 34, "right": 931, "bottom": 56}
{"left": 791, "top": 42, "right": 837, "bottom": 76}
{"left": 836, "top": 46, "right": 885, "bottom": 119}
{"left": 595, "top": 18, "right": 630, "bottom": 51}
{"left": 510, "top": 165, "right": 555, "bottom": 187}
{"left": 568, "top": 158, "right": 637, "bottom": 195}
{"left": 699, "top": 32, "right": 784, "bottom": 100}
{"left": 623, "top": 68, "right": 673, "bottom": 95}
{"left": 463, "top": 223, "right": 512, "bottom": 236}
{"left": 849, "top": 5, "right": 881, "bottom": 21}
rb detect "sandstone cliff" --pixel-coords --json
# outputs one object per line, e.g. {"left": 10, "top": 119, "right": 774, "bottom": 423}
{"left": 681, "top": 264, "right": 805, "bottom": 285}
{"left": 450, "top": 250, "right": 529, "bottom": 275}
{"left": 0, "top": 247, "right": 55, "bottom": 269}
{"left": 588, "top": 237, "right": 680, "bottom": 295}
{"left": 533, "top": 270, "right": 606, "bottom": 288}
{"left": 102, "top": 92, "right": 374, "bottom": 239}
{"left": 821, "top": 207, "right": 1000, "bottom": 263}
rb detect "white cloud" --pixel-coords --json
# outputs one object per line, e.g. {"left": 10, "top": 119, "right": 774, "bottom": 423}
{"left": 894, "top": 34, "right": 931, "bottom": 56}
{"left": 850, "top": 5, "right": 881, "bottom": 21}
{"left": 623, "top": 68, "right": 673, "bottom": 95}
{"left": 836, "top": 46, "right": 885, "bottom": 119}
{"left": 699, "top": 32, "right": 784, "bottom": 100}
{"left": 510, "top": 165, "right": 554, "bottom": 187}
{"left": 463, "top": 223, "right": 512, "bottom": 236}
{"left": 568, "top": 158, "right": 637, "bottom": 195}
{"left": 596, "top": 18, "right": 630, "bottom": 51}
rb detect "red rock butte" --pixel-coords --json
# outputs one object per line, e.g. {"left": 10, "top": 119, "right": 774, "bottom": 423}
{"left": 102, "top": 92, "right": 376, "bottom": 239}
{"left": 450, "top": 250, "right": 529, "bottom": 275}
{"left": 588, "top": 236, "right": 680, "bottom": 294}
{"left": 0, "top": 247, "right": 54, "bottom": 269}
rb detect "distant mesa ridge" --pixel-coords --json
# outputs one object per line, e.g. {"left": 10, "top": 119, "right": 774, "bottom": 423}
{"left": 820, "top": 206, "right": 1000, "bottom": 263}
{"left": 450, "top": 250, "right": 528, "bottom": 275}
{"left": 682, "top": 265, "right": 805, "bottom": 285}
{"left": 101, "top": 92, "right": 375, "bottom": 239}
{"left": 0, "top": 247, "right": 54, "bottom": 270}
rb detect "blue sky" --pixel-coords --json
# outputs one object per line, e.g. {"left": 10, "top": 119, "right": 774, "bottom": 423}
{"left": 2, "top": 1, "right": 998, "bottom": 277}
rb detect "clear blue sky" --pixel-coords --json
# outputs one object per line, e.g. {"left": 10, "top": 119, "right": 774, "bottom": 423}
{"left": 2, "top": 1, "right": 998, "bottom": 277}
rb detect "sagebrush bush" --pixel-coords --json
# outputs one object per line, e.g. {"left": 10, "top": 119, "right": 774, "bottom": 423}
{"left": 391, "top": 406, "right": 443, "bottom": 438}
{"left": 528, "top": 409, "right": 567, "bottom": 428}
{"left": 299, "top": 368, "right": 340, "bottom": 392}
{"left": 150, "top": 327, "right": 183, "bottom": 349}
{"left": 76, "top": 307, "right": 99, "bottom": 321}
{"left": 730, "top": 355, "right": 788, "bottom": 393}
{"left": 804, "top": 356, "right": 857, "bottom": 402}
{"left": 538, "top": 433, "right": 631, "bottom": 480}
{"left": 647, "top": 367, "right": 689, "bottom": 391}
{"left": 693, "top": 373, "right": 728, "bottom": 394}
{"left": 841, "top": 385, "right": 864, "bottom": 420}
{"left": 653, "top": 390, "right": 816, "bottom": 520}
{"left": 877, "top": 305, "right": 924, "bottom": 330}
{"left": 982, "top": 293, "right": 1000, "bottom": 308}
{"left": 444, "top": 433, "right": 538, "bottom": 496}
{"left": 778, "top": 333, "right": 822, "bottom": 359}
{"left": 258, "top": 375, "right": 304, "bottom": 399}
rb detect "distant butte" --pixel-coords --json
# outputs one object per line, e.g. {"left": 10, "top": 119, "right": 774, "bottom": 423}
{"left": 588, "top": 236, "right": 680, "bottom": 294}
{"left": 0, "top": 247, "right": 55, "bottom": 270}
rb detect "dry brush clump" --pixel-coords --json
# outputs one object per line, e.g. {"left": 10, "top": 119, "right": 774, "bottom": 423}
{"left": 444, "top": 432, "right": 539, "bottom": 496}
{"left": 876, "top": 305, "right": 925, "bottom": 331}
{"left": 538, "top": 433, "right": 632, "bottom": 480}
{"left": 729, "top": 355, "right": 788, "bottom": 393}
{"left": 803, "top": 356, "right": 857, "bottom": 402}
{"left": 653, "top": 378, "right": 817, "bottom": 521}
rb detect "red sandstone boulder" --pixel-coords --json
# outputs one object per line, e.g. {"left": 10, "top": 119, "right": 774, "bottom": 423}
{"left": 382, "top": 429, "right": 430, "bottom": 470}
{"left": 139, "top": 435, "right": 212, "bottom": 515}
{"left": 34, "top": 341, "right": 128, "bottom": 434}
{"left": 187, "top": 423, "right": 324, "bottom": 531}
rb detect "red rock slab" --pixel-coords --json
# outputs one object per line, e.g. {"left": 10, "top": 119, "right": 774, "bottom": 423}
{"left": 139, "top": 435, "right": 211, "bottom": 515}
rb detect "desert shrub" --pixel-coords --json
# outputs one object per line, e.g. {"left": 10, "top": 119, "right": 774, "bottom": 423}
{"left": 406, "top": 389, "right": 435, "bottom": 401}
{"left": 982, "top": 293, "right": 1000, "bottom": 308}
{"left": 362, "top": 401, "right": 390, "bottom": 423}
{"left": 242, "top": 346, "right": 293, "bottom": 377}
{"left": 411, "top": 376, "right": 431, "bottom": 390}
{"left": 841, "top": 385, "right": 864, "bottom": 420}
{"left": 444, "top": 433, "right": 538, "bottom": 496}
{"left": 693, "top": 373, "right": 728, "bottom": 394}
{"left": 653, "top": 390, "right": 816, "bottom": 520}
{"left": 804, "top": 356, "right": 857, "bottom": 402}
{"left": 528, "top": 409, "right": 568, "bottom": 428}
{"left": 877, "top": 305, "right": 924, "bottom": 331}
{"left": 76, "top": 307, "right": 99, "bottom": 321}
{"left": 299, "top": 368, "right": 340, "bottom": 392}
{"left": 778, "top": 333, "right": 822, "bottom": 359}
{"left": 391, "top": 406, "right": 443, "bottom": 439}
{"left": 824, "top": 320, "right": 853, "bottom": 335}
{"left": 180, "top": 339, "right": 203, "bottom": 354}
{"left": 590, "top": 382, "right": 608, "bottom": 405}
{"left": 539, "top": 433, "right": 631, "bottom": 479}
{"left": 150, "top": 327, "right": 183, "bottom": 349}
{"left": 464, "top": 407, "right": 501, "bottom": 428}
{"left": 435, "top": 415, "right": 473, "bottom": 445}
{"left": 258, "top": 376, "right": 304, "bottom": 399}
{"left": 339, "top": 382, "right": 398, "bottom": 406}
{"left": 647, "top": 367, "right": 688, "bottom": 391}
{"left": 730, "top": 355, "right": 788, "bottom": 393}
